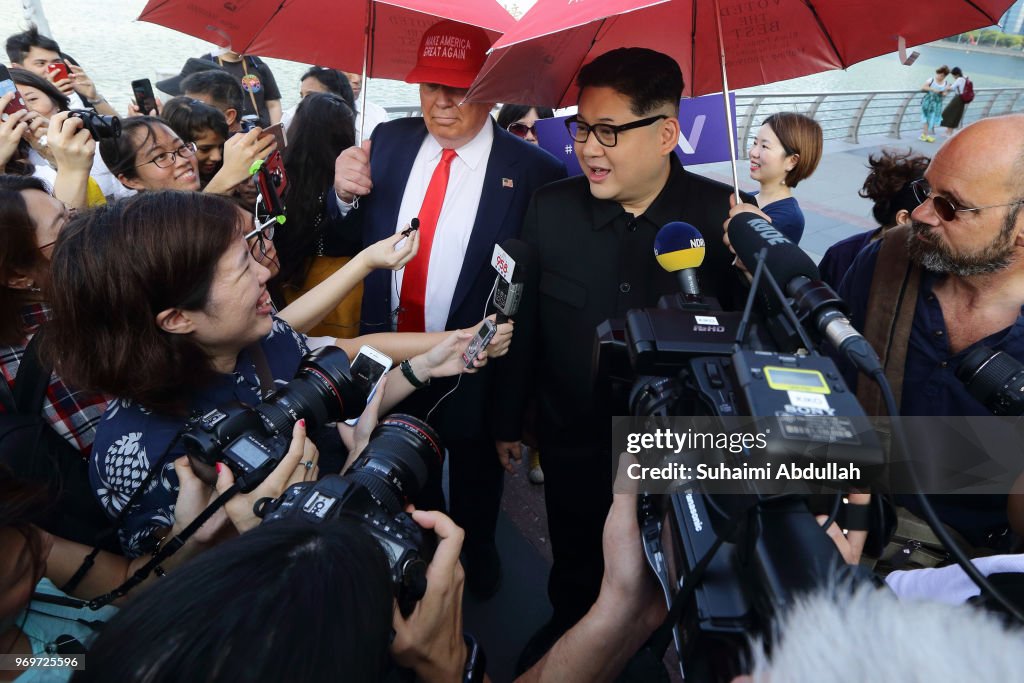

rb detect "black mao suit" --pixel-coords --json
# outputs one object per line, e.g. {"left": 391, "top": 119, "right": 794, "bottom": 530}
{"left": 497, "top": 154, "right": 753, "bottom": 632}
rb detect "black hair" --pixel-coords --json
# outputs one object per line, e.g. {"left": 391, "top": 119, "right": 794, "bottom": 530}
{"left": 9, "top": 67, "right": 69, "bottom": 112}
{"left": 98, "top": 116, "right": 167, "bottom": 182}
{"left": 859, "top": 148, "right": 931, "bottom": 227}
{"left": 160, "top": 96, "right": 230, "bottom": 142}
{"left": 300, "top": 66, "right": 356, "bottom": 108}
{"left": 577, "top": 48, "right": 683, "bottom": 116}
{"left": 496, "top": 104, "right": 555, "bottom": 130}
{"left": 951, "top": 66, "right": 963, "bottom": 78}
{"left": 180, "top": 70, "right": 244, "bottom": 117}
{"left": 278, "top": 93, "right": 356, "bottom": 286}
{"left": 0, "top": 174, "right": 51, "bottom": 345}
{"left": 71, "top": 520, "right": 394, "bottom": 683}
{"left": 5, "top": 24, "right": 61, "bottom": 64}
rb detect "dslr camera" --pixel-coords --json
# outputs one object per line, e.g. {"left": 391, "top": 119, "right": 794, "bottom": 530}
{"left": 258, "top": 414, "right": 444, "bottom": 616}
{"left": 181, "top": 346, "right": 368, "bottom": 491}
{"left": 68, "top": 109, "right": 120, "bottom": 140}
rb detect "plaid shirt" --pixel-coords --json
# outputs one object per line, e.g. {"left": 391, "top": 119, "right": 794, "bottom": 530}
{"left": 0, "top": 304, "right": 108, "bottom": 457}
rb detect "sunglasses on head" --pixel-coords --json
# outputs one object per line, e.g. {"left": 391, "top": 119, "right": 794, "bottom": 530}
{"left": 506, "top": 122, "right": 538, "bottom": 139}
{"left": 911, "top": 179, "right": 1024, "bottom": 222}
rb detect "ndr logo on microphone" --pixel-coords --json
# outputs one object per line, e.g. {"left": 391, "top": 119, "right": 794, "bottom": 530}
{"left": 690, "top": 238, "right": 705, "bottom": 249}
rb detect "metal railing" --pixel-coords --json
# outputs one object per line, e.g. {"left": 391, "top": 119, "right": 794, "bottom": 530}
{"left": 733, "top": 87, "right": 1024, "bottom": 154}
{"left": 384, "top": 86, "right": 1024, "bottom": 159}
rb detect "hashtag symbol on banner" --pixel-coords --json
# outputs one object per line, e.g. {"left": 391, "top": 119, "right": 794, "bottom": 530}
{"left": 564, "top": 145, "right": 573, "bottom": 155}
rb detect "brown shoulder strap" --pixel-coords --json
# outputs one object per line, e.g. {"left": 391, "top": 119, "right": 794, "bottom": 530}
{"left": 856, "top": 225, "right": 921, "bottom": 416}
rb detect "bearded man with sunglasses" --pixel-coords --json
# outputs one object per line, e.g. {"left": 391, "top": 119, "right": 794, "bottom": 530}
{"left": 830, "top": 115, "right": 1024, "bottom": 562}
{"left": 496, "top": 48, "right": 754, "bottom": 668}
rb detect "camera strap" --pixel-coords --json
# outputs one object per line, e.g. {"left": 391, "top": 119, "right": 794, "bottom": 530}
{"left": 85, "top": 481, "right": 242, "bottom": 609}
{"left": 855, "top": 225, "right": 919, "bottom": 417}
{"left": 60, "top": 431, "right": 184, "bottom": 595}
{"left": 642, "top": 506, "right": 747, "bottom": 662}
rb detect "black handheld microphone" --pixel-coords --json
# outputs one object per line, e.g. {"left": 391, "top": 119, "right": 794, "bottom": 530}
{"left": 490, "top": 239, "right": 533, "bottom": 323}
{"left": 727, "top": 212, "right": 882, "bottom": 374}
{"left": 653, "top": 221, "right": 706, "bottom": 295}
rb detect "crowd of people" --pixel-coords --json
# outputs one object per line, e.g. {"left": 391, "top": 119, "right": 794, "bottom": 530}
{"left": 2, "top": 16, "right": 1023, "bottom": 683}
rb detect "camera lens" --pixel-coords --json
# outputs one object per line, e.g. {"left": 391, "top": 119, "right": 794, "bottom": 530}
{"left": 629, "top": 375, "right": 682, "bottom": 417}
{"left": 257, "top": 346, "right": 368, "bottom": 433}
{"left": 344, "top": 414, "right": 443, "bottom": 513}
{"left": 67, "top": 110, "right": 121, "bottom": 140}
{"left": 956, "top": 346, "right": 1024, "bottom": 416}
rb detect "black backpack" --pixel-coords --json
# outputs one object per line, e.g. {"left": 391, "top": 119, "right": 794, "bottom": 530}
{"left": 0, "top": 330, "right": 121, "bottom": 553}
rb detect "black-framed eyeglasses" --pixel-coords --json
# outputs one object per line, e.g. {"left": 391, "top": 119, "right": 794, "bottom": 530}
{"left": 137, "top": 142, "right": 197, "bottom": 169}
{"left": 564, "top": 114, "right": 668, "bottom": 148}
{"left": 507, "top": 122, "right": 538, "bottom": 139}
{"left": 245, "top": 220, "right": 277, "bottom": 265}
{"left": 911, "top": 178, "right": 1024, "bottom": 222}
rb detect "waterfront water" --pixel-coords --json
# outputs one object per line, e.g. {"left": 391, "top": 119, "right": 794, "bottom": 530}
{"left": 1, "top": 0, "right": 1023, "bottom": 114}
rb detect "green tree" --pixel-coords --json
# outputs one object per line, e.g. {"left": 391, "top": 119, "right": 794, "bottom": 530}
{"left": 979, "top": 29, "right": 1001, "bottom": 46}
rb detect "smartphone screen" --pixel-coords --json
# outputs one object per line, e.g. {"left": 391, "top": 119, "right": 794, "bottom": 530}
{"left": 351, "top": 353, "right": 390, "bottom": 398}
{"left": 131, "top": 78, "right": 157, "bottom": 114}
{"left": 345, "top": 347, "right": 393, "bottom": 425}
{"left": 0, "top": 65, "right": 27, "bottom": 119}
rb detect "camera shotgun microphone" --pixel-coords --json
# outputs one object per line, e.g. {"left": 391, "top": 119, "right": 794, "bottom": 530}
{"left": 653, "top": 221, "right": 706, "bottom": 296}
{"left": 490, "top": 239, "right": 533, "bottom": 323}
{"left": 727, "top": 212, "right": 882, "bottom": 375}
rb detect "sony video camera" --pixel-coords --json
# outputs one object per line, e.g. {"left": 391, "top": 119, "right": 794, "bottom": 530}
{"left": 181, "top": 346, "right": 367, "bottom": 492}
{"left": 257, "top": 414, "right": 444, "bottom": 616}
{"left": 594, "top": 218, "right": 882, "bottom": 682}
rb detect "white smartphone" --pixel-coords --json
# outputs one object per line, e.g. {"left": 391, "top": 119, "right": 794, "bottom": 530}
{"left": 345, "top": 345, "right": 392, "bottom": 425}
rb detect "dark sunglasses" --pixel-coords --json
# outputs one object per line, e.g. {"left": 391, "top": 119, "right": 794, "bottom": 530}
{"left": 507, "top": 122, "right": 538, "bottom": 139}
{"left": 911, "top": 179, "right": 1024, "bottom": 222}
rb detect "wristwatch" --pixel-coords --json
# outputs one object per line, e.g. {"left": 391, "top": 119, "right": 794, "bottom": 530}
{"left": 463, "top": 633, "right": 486, "bottom": 683}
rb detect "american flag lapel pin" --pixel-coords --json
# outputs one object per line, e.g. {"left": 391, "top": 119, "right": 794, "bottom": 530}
{"left": 502, "top": 177, "right": 514, "bottom": 189}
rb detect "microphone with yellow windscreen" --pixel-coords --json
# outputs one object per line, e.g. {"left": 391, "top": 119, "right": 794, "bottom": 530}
{"left": 654, "top": 221, "right": 706, "bottom": 296}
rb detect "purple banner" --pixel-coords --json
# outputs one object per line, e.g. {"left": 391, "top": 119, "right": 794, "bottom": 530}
{"left": 535, "top": 93, "right": 738, "bottom": 175}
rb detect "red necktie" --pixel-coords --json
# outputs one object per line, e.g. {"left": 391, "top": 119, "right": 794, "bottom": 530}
{"left": 399, "top": 148, "right": 457, "bottom": 332}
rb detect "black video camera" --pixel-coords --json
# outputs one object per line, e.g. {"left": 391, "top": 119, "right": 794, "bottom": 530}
{"left": 68, "top": 109, "right": 120, "bottom": 140}
{"left": 595, "top": 250, "right": 881, "bottom": 681}
{"left": 181, "top": 346, "right": 367, "bottom": 492}
{"left": 257, "top": 414, "right": 443, "bottom": 616}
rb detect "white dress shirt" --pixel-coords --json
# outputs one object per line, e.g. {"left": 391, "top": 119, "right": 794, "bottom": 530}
{"left": 334, "top": 120, "right": 494, "bottom": 332}
{"left": 394, "top": 121, "right": 493, "bottom": 332}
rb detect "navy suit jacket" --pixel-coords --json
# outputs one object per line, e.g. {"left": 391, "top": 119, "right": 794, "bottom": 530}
{"left": 330, "top": 116, "right": 566, "bottom": 439}
{"left": 332, "top": 116, "right": 566, "bottom": 334}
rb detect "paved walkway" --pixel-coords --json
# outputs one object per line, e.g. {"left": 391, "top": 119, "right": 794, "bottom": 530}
{"left": 468, "top": 131, "right": 951, "bottom": 682}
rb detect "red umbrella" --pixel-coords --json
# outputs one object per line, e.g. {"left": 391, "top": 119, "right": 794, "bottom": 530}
{"left": 137, "top": 0, "right": 514, "bottom": 81}
{"left": 467, "top": 0, "right": 1012, "bottom": 105}
{"left": 465, "top": 0, "right": 1012, "bottom": 193}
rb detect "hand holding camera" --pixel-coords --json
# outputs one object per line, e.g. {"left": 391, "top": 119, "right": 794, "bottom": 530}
{"left": 390, "top": 508, "right": 469, "bottom": 683}
{"left": 215, "top": 419, "right": 321, "bottom": 533}
{"left": 46, "top": 110, "right": 96, "bottom": 173}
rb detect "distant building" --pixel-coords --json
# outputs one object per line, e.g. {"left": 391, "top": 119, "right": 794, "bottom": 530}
{"left": 1002, "top": 0, "right": 1024, "bottom": 35}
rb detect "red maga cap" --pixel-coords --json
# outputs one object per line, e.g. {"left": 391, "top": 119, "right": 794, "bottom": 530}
{"left": 405, "top": 20, "right": 491, "bottom": 89}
